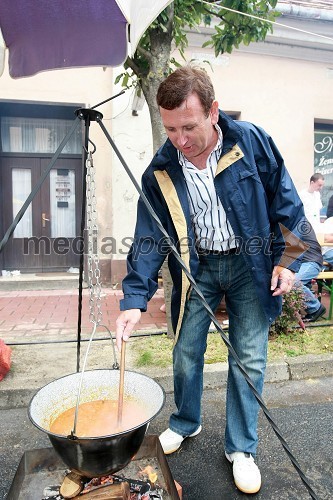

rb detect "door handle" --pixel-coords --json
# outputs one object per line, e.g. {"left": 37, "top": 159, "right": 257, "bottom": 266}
{"left": 42, "top": 213, "right": 50, "bottom": 228}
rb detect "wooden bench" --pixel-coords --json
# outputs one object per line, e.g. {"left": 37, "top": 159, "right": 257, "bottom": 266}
{"left": 315, "top": 271, "right": 333, "bottom": 320}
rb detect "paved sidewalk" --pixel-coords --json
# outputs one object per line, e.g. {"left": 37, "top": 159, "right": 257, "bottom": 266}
{"left": 0, "top": 288, "right": 169, "bottom": 343}
{"left": 0, "top": 287, "right": 229, "bottom": 344}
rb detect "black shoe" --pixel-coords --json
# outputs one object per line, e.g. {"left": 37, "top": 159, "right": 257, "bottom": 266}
{"left": 303, "top": 304, "right": 326, "bottom": 322}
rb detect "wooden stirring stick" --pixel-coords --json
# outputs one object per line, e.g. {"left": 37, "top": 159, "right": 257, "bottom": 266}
{"left": 117, "top": 339, "right": 126, "bottom": 427}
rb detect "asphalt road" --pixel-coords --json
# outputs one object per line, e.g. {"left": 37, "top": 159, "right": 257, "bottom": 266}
{"left": 1, "top": 377, "right": 332, "bottom": 500}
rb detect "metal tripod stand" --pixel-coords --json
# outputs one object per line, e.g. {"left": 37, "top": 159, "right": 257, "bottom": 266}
{"left": 0, "top": 96, "right": 320, "bottom": 499}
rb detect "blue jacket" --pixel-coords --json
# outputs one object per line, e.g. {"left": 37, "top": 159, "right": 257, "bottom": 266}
{"left": 120, "top": 111, "right": 305, "bottom": 340}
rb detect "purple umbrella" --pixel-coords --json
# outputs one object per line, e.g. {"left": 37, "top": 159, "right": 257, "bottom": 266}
{"left": 0, "top": 0, "right": 173, "bottom": 78}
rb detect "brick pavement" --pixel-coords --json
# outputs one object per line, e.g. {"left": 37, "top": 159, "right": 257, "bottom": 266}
{"left": 0, "top": 287, "right": 229, "bottom": 344}
{"left": 0, "top": 288, "right": 167, "bottom": 343}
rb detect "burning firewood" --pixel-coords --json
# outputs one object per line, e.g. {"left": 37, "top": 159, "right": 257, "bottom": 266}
{"left": 72, "top": 482, "right": 130, "bottom": 499}
{"left": 43, "top": 464, "right": 167, "bottom": 499}
{"left": 60, "top": 471, "right": 84, "bottom": 498}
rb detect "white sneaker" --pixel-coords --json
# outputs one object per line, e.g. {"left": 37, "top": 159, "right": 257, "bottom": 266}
{"left": 225, "top": 451, "right": 261, "bottom": 494}
{"left": 159, "top": 425, "right": 202, "bottom": 454}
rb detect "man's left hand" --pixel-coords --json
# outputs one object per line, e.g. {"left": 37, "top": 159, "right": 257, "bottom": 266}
{"left": 271, "top": 265, "right": 295, "bottom": 296}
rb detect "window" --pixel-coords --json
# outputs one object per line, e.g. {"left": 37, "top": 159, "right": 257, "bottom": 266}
{"left": 314, "top": 123, "right": 333, "bottom": 215}
{"left": 50, "top": 169, "right": 76, "bottom": 238}
{"left": 1, "top": 116, "right": 82, "bottom": 154}
{"left": 12, "top": 168, "right": 32, "bottom": 238}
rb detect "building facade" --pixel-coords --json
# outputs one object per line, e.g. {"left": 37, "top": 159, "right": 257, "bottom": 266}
{"left": 0, "top": 3, "right": 332, "bottom": 284}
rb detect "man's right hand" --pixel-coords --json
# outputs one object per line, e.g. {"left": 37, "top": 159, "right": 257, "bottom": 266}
{"left": 115, "top": 309, "right": 141, "bottom": 351}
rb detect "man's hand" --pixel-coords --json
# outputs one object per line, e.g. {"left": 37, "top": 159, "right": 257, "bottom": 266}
{"left": 115, "top": 309, "right": 141, "bottom": 351}
{"left": 271, "top": 265, "right": 295, "bottom": 296}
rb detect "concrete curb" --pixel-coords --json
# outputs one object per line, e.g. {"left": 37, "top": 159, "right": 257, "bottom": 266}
{"left": 149, "top": 354, "right": 333, "bottom": 393}
{"left": 1, "top": 341, "right": 332, "bottom": 410}
{"left": 286, "top": 353, "right": 333, "bottom": 380}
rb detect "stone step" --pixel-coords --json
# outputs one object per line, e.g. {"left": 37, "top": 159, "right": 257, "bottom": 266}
{"left": 0, "top": 272, "right": 82, "bottom": 291}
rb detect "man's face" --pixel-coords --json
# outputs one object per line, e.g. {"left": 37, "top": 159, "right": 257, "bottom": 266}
{"left": 159, "top": 93, "right": 219, "bottom": 166}
{"left": 311, "top": 179, "right": 325, "bottom": 192}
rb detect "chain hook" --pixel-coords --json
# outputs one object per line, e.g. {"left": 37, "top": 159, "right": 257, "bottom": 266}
{"left": 86, "top": 150, "right": 102, "bottom": 326}
{"left": 83, "top": 139, "right": 97, "bottom": 155}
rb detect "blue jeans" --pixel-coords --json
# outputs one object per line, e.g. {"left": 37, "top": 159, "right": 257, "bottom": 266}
{"left": 323, "top": 249, "right": 333, "bottom": 268}
{"left": 294, "top": 261, "right": 322, "bottom": 314}
{"left": 170, "top": 252, "right": 269, "bottom": 456}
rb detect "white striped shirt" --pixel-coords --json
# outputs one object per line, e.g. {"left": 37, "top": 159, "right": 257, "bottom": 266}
{"left": 178, "top": 124, "right": 236, "bottom": 252}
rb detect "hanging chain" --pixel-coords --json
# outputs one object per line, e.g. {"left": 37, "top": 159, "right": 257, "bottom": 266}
{"left": 86, "top": 151, "right": 102, "bottom": 325}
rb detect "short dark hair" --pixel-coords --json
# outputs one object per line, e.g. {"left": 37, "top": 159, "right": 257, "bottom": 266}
{"left": 156, "top": 65, "right": 215, "bottom": 116}
{"left": 310, "top": 173, "right": 324, "bottom": 183}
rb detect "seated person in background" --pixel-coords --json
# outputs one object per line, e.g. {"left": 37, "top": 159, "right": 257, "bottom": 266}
{"left": 296, "top": 226, "right": 326, "bottom": 322}
{"left": 299, "top": 173, "right": 325, "bottom": 229}
{"left": 316, "top": 216, "right": 333, "bottom": 267}
{"left": 326, "top": 194, "right": 333, "bottom": 219}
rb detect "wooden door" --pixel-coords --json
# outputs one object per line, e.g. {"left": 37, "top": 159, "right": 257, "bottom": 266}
{"left": 1, "top": 156, "right": 82, "bottom": 272}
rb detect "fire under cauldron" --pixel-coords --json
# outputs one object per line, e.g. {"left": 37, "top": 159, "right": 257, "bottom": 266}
{"left": 28, "top": 369, "right": 165, "bottom": 478}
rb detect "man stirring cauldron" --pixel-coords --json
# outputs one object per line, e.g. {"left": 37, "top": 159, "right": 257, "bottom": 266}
{"left": 116, "top": 66, "right": 305, "bottom": 494}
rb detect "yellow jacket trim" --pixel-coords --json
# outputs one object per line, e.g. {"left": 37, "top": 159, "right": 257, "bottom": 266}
{"left": 154, "top": 170, "right": 190, "bottom": 343}
{"left": 216, "top": 144, "right": 244, "bottom": 176}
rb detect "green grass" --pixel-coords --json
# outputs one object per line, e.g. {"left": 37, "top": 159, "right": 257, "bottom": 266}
{"left": 268, "top": 326, "right": 333, "bottom": 359}
{"left": 130, "top": 325, "right": 333, "bottom": 369}
{"left": 134, "top": 335, "right": 173, "bottom": 368}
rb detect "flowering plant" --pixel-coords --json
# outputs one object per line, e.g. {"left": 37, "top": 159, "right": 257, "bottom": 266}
{"left": 270, "top": 283, "right": 306, "bottom": 336}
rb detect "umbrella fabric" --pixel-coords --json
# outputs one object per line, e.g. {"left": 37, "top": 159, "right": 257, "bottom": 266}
{"left": 0, "top": 0, "right": 172, "bottom": 78}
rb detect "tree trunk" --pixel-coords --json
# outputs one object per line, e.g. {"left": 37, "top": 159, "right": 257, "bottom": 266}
{"left": 140, "top": 14, "right": 175, "bottom": 338}
{"left": 140, "top": 28, "right": 172, "bottom": 151}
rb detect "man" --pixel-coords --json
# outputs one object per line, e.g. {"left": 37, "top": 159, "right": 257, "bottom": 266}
{"left": 317, "top": 215, "right": 333, "bottom": 267}
{"left": 295, "top": 225, "right": 326, "bottom": 322}
{"left": 116, "top": 66, "right": 305, "bottom": 494}
{"left": 299, "top": 173, "right": 325, "bottom": 229}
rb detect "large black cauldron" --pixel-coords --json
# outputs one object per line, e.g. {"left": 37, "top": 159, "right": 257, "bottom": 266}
{"left": 28, "top": 369, "right": 165, "bottom": 477}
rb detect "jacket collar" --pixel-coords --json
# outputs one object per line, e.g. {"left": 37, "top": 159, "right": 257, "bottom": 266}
{"left": 217, "top": 110, "right": 243, "bottom": 153}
